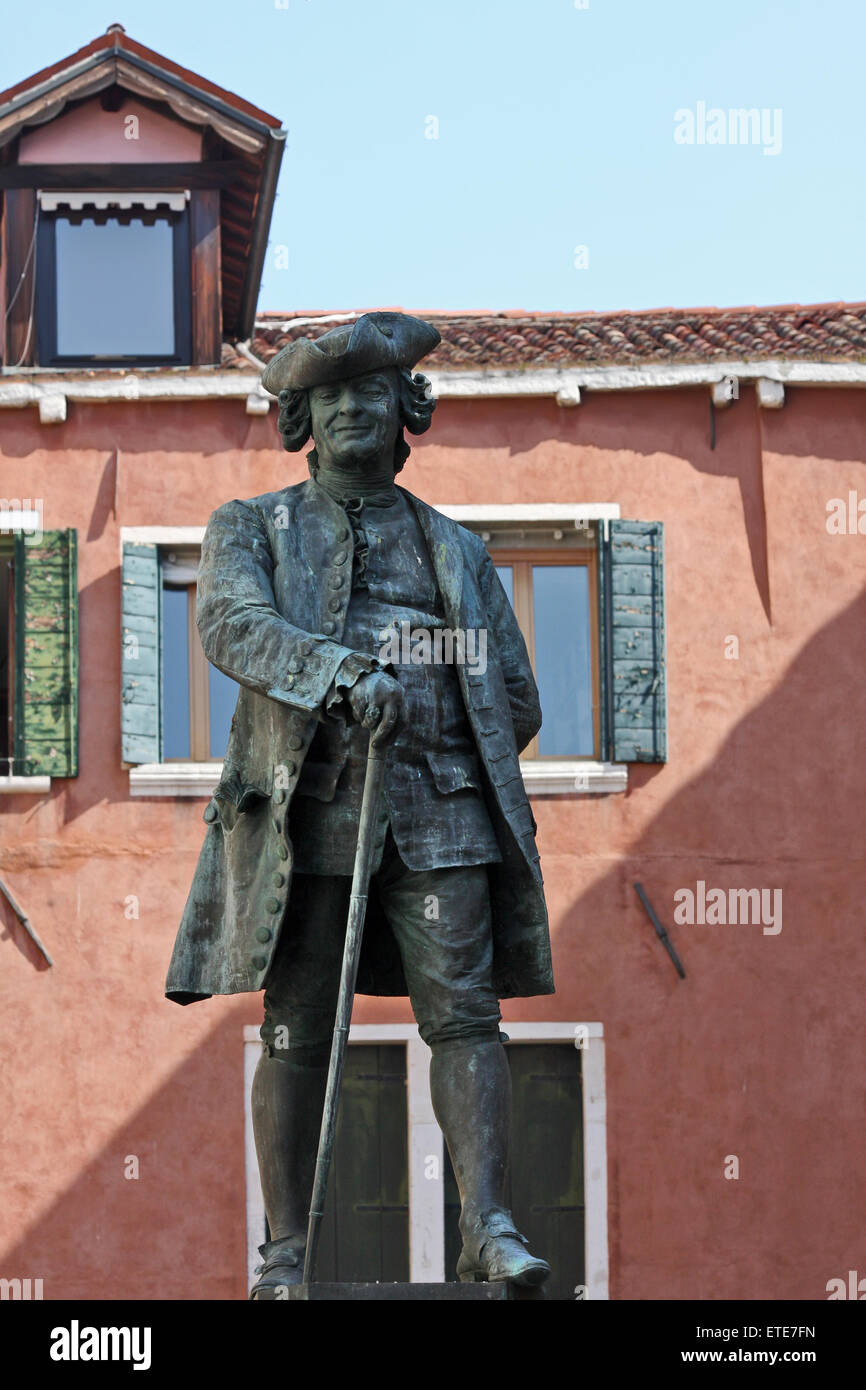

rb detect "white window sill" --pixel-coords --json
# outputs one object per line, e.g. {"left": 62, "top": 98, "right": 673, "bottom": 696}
{"left": 128, "top": 763, "right": 222, "bottom": 797}
{"left": 520, "top": 759, "right": 627, "bottom": 795}
{"left": 0, "top": 775, "right": 51, "bottom": 795}
{"left": 129, "top": 760, "right": 628, "bottom": 799}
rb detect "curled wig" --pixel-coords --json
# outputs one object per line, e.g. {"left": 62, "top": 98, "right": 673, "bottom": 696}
{"left": 276, "top": 369, "right": 436, "bottom": 476}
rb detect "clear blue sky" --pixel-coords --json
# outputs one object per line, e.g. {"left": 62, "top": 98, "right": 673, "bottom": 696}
{"left": 3, "top": 1, "right": 863, "bottom": 316}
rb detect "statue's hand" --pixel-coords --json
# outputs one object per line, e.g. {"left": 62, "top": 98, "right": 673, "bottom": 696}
{"left": 346, "top": 671, "right": 403, "bottom": 743}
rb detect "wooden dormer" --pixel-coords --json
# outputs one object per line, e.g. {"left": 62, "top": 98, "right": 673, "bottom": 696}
{"left": 0, "top": 24, "right": 285, "bottom": 370}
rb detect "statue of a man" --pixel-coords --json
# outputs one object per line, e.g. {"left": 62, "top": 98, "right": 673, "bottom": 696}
{"left": 165, "top": 311, "right": 555, "bottom": 1296}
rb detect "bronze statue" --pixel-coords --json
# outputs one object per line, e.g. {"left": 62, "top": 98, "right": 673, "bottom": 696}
{"left": 165, "top": 311, "right": 555, "bottom": 1295}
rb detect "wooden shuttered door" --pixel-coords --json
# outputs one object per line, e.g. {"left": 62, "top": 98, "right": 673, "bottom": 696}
{"left": 598, "top": 519, "right": 667, "bottom": 763}
{"left": 306, "top": 1044, "right": 410, "bottom": 1283}
{"left": 443, "top": 1043, "right": 585, "bottom": 1299}
{"left": 121, "top": 542, "right": 162, "bottom": 764}
{"left": 13, "top": 529, "right": 79, "bottom": 777}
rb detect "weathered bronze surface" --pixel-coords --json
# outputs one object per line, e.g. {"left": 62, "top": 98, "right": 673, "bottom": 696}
{"left": 165, "top": 311, "right": 555, "bottom": 1294}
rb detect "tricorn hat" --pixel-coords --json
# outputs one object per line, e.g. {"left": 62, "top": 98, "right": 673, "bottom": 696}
{"left": 260, "top": 311, "right": 441, "bottom": 395}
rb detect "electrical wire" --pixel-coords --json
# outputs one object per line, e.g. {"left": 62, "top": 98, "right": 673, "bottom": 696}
{"left": 5, "top": 201, "right": 40, "bottom": 369}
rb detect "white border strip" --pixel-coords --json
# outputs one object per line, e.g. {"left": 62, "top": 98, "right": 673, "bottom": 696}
{"left": 4, "top": 358, "right": 866, "bottom": 411}
{"left": 39, "top": 190, "right": 189, "bottom": 212}
{"left": 426, "top": 359, "right": 866, "bottom": 394}
{"left": 0, "top": 510, "right": 41, "bottom": 531}
{"left": 119, "top": 506, "right": 620, "bottom": 551}
{"left": 130, "top": 758, "right": 625, "bottom": 799}
{"left": 0, "top": 775, "right": 51, "bottom": 795}
{"left": 242, "top": 1021, "right": 608, "bottom": 1296}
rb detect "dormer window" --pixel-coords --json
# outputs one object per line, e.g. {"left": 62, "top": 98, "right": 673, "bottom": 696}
{"left": 36, "top": 192, "right": 191, "bottom": 366}
{"left": 0, "top": 27, "right": 285, "bottom": 374}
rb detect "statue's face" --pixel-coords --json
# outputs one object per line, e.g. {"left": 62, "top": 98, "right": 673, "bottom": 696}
{"left": 308, "top": 368, "right": 401, "bottom": 468}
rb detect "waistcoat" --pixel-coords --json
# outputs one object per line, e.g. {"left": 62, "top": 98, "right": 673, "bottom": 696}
{"left": 288, "top": 486, "right": 501, "bottom": 873}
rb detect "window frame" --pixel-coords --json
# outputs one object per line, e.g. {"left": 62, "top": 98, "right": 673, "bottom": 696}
{"left": 122, "top": 515, "right": 629, "bottom": 798}
{"left": 161, "top": 574, "right": 238, "bottom": 764}
{"left": 492, "top": 546, "right": 601, "bottom": 762}
{"left": 36, "top": 203, "right": 192, "bottom": 368}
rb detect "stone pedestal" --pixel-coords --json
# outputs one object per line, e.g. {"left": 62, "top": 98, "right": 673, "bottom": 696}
{"left": 258, "top": 1281, "right": 546, "bottom": 1301}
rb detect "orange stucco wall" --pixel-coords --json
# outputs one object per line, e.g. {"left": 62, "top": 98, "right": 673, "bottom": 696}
{"left": 0, "top": 384, "right": 864, "bottom": 1299}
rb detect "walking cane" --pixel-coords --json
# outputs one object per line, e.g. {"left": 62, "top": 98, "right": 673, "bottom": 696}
{"left": 302, "top": 711, "right": 387, "bottom": 1284}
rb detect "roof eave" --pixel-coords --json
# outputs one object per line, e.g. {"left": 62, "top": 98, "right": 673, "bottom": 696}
{"left": 235, "top": 129, "right": 287, "bottom": 341}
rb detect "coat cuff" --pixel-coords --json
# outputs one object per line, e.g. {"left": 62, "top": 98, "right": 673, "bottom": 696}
{"left": 324, "top": 651, "right": 387, "bottom": 715}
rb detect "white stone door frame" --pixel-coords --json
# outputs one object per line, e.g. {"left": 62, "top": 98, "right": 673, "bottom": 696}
{"left": 243, "top": 1020, "right": 609, "bottom": 1297}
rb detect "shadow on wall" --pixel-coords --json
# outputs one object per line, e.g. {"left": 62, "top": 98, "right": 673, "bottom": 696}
{"left": 552, "top": 584, "right": 866, "bottom": 1299}
{"left": 0, "top": 1011, "right": 251, "bottom": 1301}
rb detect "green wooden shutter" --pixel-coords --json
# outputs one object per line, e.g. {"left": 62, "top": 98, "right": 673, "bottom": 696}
{"left": 598, "top": 519, "right": 667, "bottom": 762}
{"left": 121, "top": 543, "right": 162, "bottom": 764}
{"left": 14, "top": 529, "right": 79, "bottom": 777}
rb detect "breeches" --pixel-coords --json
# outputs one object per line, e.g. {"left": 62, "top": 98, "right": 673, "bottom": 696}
{"left": 261, "top": 830, "right": 501, "bottom": 1060}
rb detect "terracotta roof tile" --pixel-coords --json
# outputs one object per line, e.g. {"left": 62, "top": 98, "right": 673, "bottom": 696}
{"left": 229, "top": 302, "right": 866, "bottom": 373}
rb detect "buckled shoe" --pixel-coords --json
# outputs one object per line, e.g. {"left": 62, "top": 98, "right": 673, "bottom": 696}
{"left": 249, "top": 1234, "right": 306, "bottom": 1300}
{"left": 456, "top": 1207, "right": 550, "bottom": 1286}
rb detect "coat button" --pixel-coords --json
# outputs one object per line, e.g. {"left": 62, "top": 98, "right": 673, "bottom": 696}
{"left": 265, "top": 897, "right": 281, "bottom": 914}
{"left": 334, "top": 550, "right": 348, "bottom": 565}
{"left": 328, "top": 597, "right": 342, "bottom": 612}
{"left": 252, "top": 955, "right": 268, "bottom": 972}
{"left": 272, "top": 872, "right": 286, "bottom": 888}
{"left": 298, "top": 641, "right": 313, "bottom": 656}
{"left": 322, "top": 620, "right": 336, "bottom": 634}
{"left": 338, "top": 527, "right": 349, "bottom": 541}
{"left": 255, "top": 927, "right": 272, "bottom": 944}
{"left": 273, "top": 788, "right": 286, "bottom": 805}
{"left": 285, "top": 674, "right": 295, "bottom": 688}
{"left": 329, "top": 575, "right": 344, "bottom": 590}
{"left": 203, "top": 803, "right": 218, "bottom": 823}
{"left": 272, "top": 817, "right": 283, "bottom": 834}
{"left": 288, "top": 735, "right": 303, "bottom": 751}
{"left": 288, "top": 656, "right": 305, "bottom": 673}
{"left": 284, "top": 761, "right": 296, "bottom": 777}
{"left": 276, "top": 843, "right": 289, "bottom": 860}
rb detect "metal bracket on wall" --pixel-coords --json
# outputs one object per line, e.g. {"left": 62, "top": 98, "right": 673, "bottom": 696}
{"left": 0, "top": 877, "right": 53, "bottom": 966}
{"left": 633, "top": 882, "right": 685, "bottom": 979}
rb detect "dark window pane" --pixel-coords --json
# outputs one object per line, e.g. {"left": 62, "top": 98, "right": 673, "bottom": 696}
{"left": 444, "top": 1043, "right": 584, "bottom": 1300}
{"left": 55, "top": 216, "right": 175, "bottom": 357}
{"left": 209, "top": 664, "right": 238, "bottom": 759}
{"left": 533, "top": 565, "right": 594, "bottom": 756}
{"left": 162, "top": 586, "right": 190, "bottom": 759}
{"left": 495, "top": 565, "right": 514, "bottom": 607}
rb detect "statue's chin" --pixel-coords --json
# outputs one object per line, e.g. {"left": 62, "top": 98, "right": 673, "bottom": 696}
{"left": 320, "top": 442, "right": 390, "bottom": 472}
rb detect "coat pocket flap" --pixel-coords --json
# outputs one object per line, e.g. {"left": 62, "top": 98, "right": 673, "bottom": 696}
{"left": 295, "top": 758, "right": 345, "bottom": 802}
{"left": 214, "top": 767, "right": 272, "bottom": 811}
{"left": 424, "top": 749, "right": 484, "bottom": 794}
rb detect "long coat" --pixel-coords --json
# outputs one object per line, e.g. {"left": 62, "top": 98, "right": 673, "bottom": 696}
{"left": 165, "top": 478, "right": 554, "bottom": 1004}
